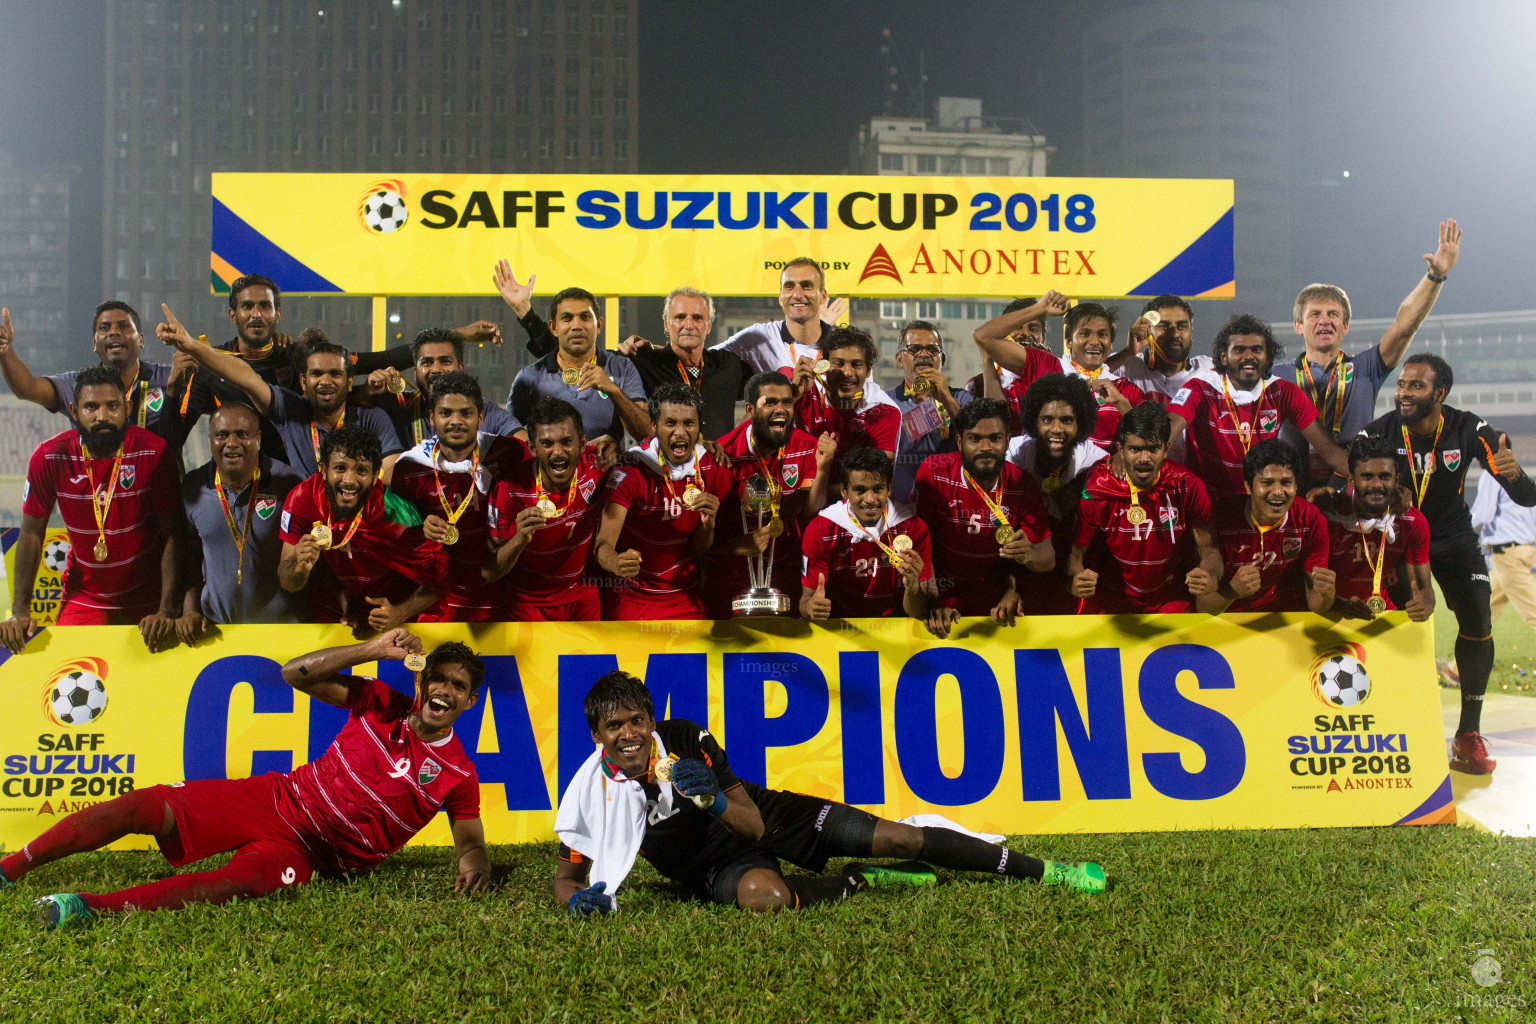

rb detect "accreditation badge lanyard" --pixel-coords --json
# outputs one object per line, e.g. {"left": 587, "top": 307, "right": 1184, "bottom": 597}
{"left": 309, "top": 407, "right": 345, "bottom": 470}
{"left": 79, "top": 439, "right": 125, "bottom": 563}
{"left": 963, "top": 468, "right": 1014, "bottom": 546}
{"left": 746, "top": 429, "right": 785, "bottom": 528}
{"left": 432, "top": 442, "right": 479, "bottom": 545}
{"left": 1362, "top": 524, "right": 1389, "bottom": 613}
{"left": 1220, "top": 375, "right": 1267, "bottom": 454}
{"left": 408, "top": 392, "right": 426, "bottom": 446}
{"left": 1297, "top": 353, "right": 1345, "bottom": 437}
{"left": 533, "top": 466, "right": 579, "bottom": 520}
{"left": 1401, "top": 418, "right": 1443, "bottom": 508}
{"left": 676, "top": 358, "right": 703, "bottom": 391}
{"left": 131, "top": 380, "right": 148, "bottom": 429}
{"left": 214, "top": 466, "right": 260, "bottom": 586}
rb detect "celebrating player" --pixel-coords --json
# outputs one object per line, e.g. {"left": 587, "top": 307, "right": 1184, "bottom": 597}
{"left": 1005, "top": 374, "right": 1108, "bottom": 615}
{"left": 1198, "top": 440, "right": 1334, "bottom": 614}
{"left": 890, "top": 320, "right": 972, "bottom": 502}
{"left": 1166, "top": 314, "right": 1347, "bottom": 496}
{"left": 278, "top": 426, "right": 447, "bottom": 629}
{"left": 179, "top": 402, "right": 308, "bottom": 631}
{"left": 1108, "top": 295, "right": 1212, "bottom": 404}
{"left": 1360, "top": 353, "right": 1536, "bottom": 774}
{"left": 3, "top": 632, "right": 489, "bottom": 929}
{"left": 368, "top": 327, "right": 521, "bottom": 449}
{"left": 389, "top": 372, "right": 528, "bottom": 622}
{"left": 486, "top": 397, "right": 608, "bottom": 621}
{"left": 1313, "top": 434, "right": 1433, "bottom": 622}
{"left": 800, "top": 447, "right": 933, "bottom": 620}
{"left": 792, "top": 326, "right": 901, "bottom": 458}
{"left": 158, "top": 308, "right": 403, "bottom": 478}
{"left": 704, "top": 372, "right": 838, "bottom": 618}
{"left": 1069, "top": 403, "right": 1222, "bottom": 613}
{"left": 915, "top": 398, "right": 1053, "bottom": 633}
{"left": 1, "top": 365, "right": 182, "bottom": 652}
{"left": 594, "top": 383, "right": 731, "bottom": 619}
{"left": 553, "top": 673, "right": 1104, "bottom": 916}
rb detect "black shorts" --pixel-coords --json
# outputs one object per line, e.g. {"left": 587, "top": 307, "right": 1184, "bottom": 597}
{"left": 702, "top": 787, "right": 880, "bottom": 906}
{"left": 1396, "top": 536, "right": 1492, "bottom": 637}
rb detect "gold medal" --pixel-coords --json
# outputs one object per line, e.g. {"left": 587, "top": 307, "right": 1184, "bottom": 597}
{"left": 653, "top": 754, "right": 679, "bottom": 782}
{"left": 911, "top": 375, "right": 933, "bottom": 397}
{"left": 93, "top": 538, "right": 108, "bottom": 562}
{"left": 892, "top": 533, "right": 913, "bottom": 553}
{"left": 813, "top": 359, "right": 831, "bottom": 375}
{"left": 768, "top": 517, "right": 785, "bottom": 537}
{"left": 443, "top": 523, "right": 459, "bottom": 546}
{"left": 1127, "top": 505, "right": 1148, "bottom": 526}
{"left": 537, "top": 496, "right": 559, "bottom": 518}
{"left": 1142, "top": 310, "right": 1161, "bottom": 327}
{"left": 386, "top": 375, "right": 406, "bottom": 395}
{"left": 1366, "top": 594, "right": 1387, "bottom": 615}
{"left": 1041, "top": 475, "right": 1061, "bottom": 493}
{"left": 682, "top": 484, "right": 703, "bottom": 507}
{"left": 995, "top": 524, "right": 1015, "bottom": 546}
{"left": 404, "top": 652, "right": 427, "bottom": 672}
{"left": 310, "top": 523, "right": 333, "bottom": 549}
{"left": 561, "top": 366, "right": 581, "bottom": 387}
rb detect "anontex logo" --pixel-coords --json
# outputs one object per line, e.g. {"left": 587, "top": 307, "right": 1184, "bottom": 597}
{"left": 359, "top": 180, "right": 409, "bottom": 234}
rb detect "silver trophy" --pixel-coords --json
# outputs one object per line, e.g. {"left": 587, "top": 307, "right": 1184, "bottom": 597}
{"left": 731, "top": 473, "right": 792, "bottom": 616}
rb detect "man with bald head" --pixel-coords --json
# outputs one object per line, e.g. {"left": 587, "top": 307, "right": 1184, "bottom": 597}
{"left": 179, "top": 403, "right": 308, "bottom": 632}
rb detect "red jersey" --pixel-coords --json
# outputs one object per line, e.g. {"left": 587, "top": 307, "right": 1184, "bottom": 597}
{"left": 1005, "top": 436, "right": 1110, "bottom": 615}
{"left": 1319, "top": 497, "right": 1431, "bottom": 607}
{"left": 1166, "top": 371, "right": 1319, "bottom": 496}
{"left": 1000, "top": 351, "right": 1145, "bottom": 445}
{"left": 801, "top": 502, "right": 933, "bottom": 617}
{"left": 280, "top": 475, "right": 449, "bottom": 619}
{"left": 274, "top": 677, "right": 479, "bottom": 872}
{"left": 603, "top": 441, "right": 733, "bottom": 616}
{"left": 704, "top": 421, "right": 823, "bottom": 616}
{"left": 488, "top": 450, "right": 606, "bottom": 612}
{"left": 914, "top": 452, "right": 1049, "bottom": 615}
{"left": 1210, "top": 496, "right": 1330, "bottom": 612}
{"left": 1074, "top": 460, "right": 1213, "bottom": 613}
{"left": 795, "top": 384, "right": 900, "bottom": 458}
{"left": 22, "top": 426, "right": 179, "bottom": 615}
{"left": 389, "top": 434, "right": 528, "bottom": 622}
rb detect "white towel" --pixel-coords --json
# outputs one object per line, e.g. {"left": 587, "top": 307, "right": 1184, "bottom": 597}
{"left": 553, "top": 732, "right": 674, "bottom": 902}
{"left": 897, "top": 813, "right": 1005, "bottom": 844}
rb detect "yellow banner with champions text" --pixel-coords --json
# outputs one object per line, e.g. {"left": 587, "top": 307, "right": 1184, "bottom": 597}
{"left": 209, "top": 172, "right": 1236, "bottom": 300}
{"left": 0, "top": 615, "right": 1450, "bottom": 853}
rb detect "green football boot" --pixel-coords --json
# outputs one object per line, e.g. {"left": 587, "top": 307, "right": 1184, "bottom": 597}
{"left": 848, "top": 860, "right": 937, "bottom": 888}
{"left": 34, "top": 893, "right": 95, "bottom": 930}
{"left": 1041, "top": 860, "right": 1106, "bottom": 894}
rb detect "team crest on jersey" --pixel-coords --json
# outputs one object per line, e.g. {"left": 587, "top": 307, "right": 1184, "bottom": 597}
{"left": 579, "top": 476, "right": 597, "bottom": 502}
{"left": 1342, "top": 362, "right": 1356, "bottom": 384}
{"left": 783, "top": 463, "right": 801, "bottom": 488}
{"left": 145, "top": 387, "right": 164, "bottom": 413}
{"left": 1158, "top": 506, "right": 1177, "bottom": 525}
{"left": 118, "top": 465, "right": 136, "bottom": 489}
{"left": 418, "top": 758, "right": 442, "bottom": 785}
{"left": 255, "top": 496, "right": 277, "bottom": 520}
{"left": 1258, "top": 410, "right": 1279, "bottom": 433}
{"left": 1283, "top": 537, "right": 1302, "bottom": 558}
{"left": 1443, "top": 449, "right": 1461, "bottom": 472}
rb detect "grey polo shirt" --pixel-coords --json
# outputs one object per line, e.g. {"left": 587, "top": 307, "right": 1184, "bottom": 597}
{"left": 380, "top": 392, "right": 522, "bottom": 450}
{"left": 267, "top": 386, "right": 403, "bottom": 476}
{"left": 508, "top": 349, "right": 646, "bottom": 442}
{"left": 1282, "top": 343, "right": 1392, "bottom": 482}
{"left": 181, "top": 457, "right": 308, "bottom": 624}
{"left": 48, "top": 361, "right": 176, "bottom": 436}
{"left": 891, "top": 388, "right": 973, "bottom": 503}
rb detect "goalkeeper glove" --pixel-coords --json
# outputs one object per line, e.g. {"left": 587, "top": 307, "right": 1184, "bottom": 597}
{"left": 669, "top": 758, "right": 727, "bottom": 816}
{"left": 568, "top": 881, "right": 616, "bottom": 917}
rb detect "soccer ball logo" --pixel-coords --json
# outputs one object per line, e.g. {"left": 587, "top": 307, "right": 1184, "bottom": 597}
{"left": 359, "top": 178, "right": 409, "bottom": 234}
{"left": 41, "top": 538, "right": 70, "bottom": 574}
{"left": 1313, "top": 653, "right": 1371, "bottom": 708}
{"left": 45, "top": 669, "right": 108, "bottom": 726}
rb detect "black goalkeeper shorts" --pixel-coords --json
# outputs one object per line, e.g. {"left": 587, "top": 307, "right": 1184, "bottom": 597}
{"left": 703, "top": 789, "right": 880, "bottom": 905}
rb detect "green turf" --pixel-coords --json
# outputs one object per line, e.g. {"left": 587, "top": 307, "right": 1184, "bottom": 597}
{"left": 3, "top": 831, "right": 1532, "bottom": 1023}
{"left": 1432, "top": 581, "right": 1536, "bottom": 697}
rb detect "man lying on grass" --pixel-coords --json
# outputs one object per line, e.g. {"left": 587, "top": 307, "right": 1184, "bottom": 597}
{"left": 553, "top": 671, "right": 1105, "bottom": 914}
{"left": 2, "top": 631, "right": 491, "bottom": 929}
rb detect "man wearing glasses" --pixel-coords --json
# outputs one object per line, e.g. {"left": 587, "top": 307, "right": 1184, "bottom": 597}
{"left": 890, "top": 321, "right": 970, "bottom": 502}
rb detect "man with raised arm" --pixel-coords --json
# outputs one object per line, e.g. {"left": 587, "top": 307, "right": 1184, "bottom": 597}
{"left": 1106, "top": 294, "right": 1213, "bottom": 405}
{"left": 1198, "top": 439, "right": 1335, "bottom": 614}
{"left": 0, "top": 365, "right": 182, "bottom": 653}
{"left": 3, "top": 632, "right": 489, "bottom": 929}
{"left": 365, "top": 327, "right": 521, "bottom": 450}
{"left": 1360, "top": 353, "right": 1536, "bottom": 775}
{"left": 554, "top": 673, "right": 1103, "bottom": 916}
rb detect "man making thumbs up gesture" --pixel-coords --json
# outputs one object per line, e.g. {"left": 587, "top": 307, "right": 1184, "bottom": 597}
{"left": 1360, "top": 353, "right": 1536, "bottom": 776}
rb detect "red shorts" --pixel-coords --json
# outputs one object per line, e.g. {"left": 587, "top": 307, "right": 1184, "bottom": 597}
{"left": 56, "top": 600, "right": 160, "bottom": 626}
{"left": 508, "top": 587, "right": 602, "bottom": 622}
{"left": 417, "top": 592, "right": 502, "bottom": 623}
{"left": 1079, "top": 596, "right": 1193, "bottom": 614}
{"left": 603, "top": 589, "right": 707, "bottom": 621}
{"left": 157, "top": 775, "right": 319, "bottom": 887}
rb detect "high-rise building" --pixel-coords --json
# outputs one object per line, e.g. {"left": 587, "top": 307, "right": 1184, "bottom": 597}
{"left": 0, "top": 155, "right": 73, "bottom": 376}
{"left": 1081, "top": 0, "right": 1291, "bottom": 324}
{"left": 102, "top": 0, "right": 638, "bottom": 400}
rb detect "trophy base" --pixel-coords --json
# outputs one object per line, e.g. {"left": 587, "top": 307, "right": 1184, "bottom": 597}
{"left": 731, "top": 588, "right": 792, "bottom": 617}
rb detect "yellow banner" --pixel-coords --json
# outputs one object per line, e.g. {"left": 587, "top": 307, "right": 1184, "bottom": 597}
{"left": 210, "top": 173, "right": 1236, "bottom": 300}
{"left": 0, "top": 616, "right": 1450, "bottom": 853}
{"left": 2, "top": 528, "right": 73, "bottom": 627}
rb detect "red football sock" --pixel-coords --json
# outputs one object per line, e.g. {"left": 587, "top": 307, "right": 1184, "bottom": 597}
{"left": 1, "top": 785, "right": 171, "bottom": 883}
{"left": 82, "top": 844, "right": 305, "bottom": 913}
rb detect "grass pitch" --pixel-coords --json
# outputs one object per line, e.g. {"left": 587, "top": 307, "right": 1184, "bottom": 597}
{"left": 3, "top": 828, "right": 1532, "bottom": 1023}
